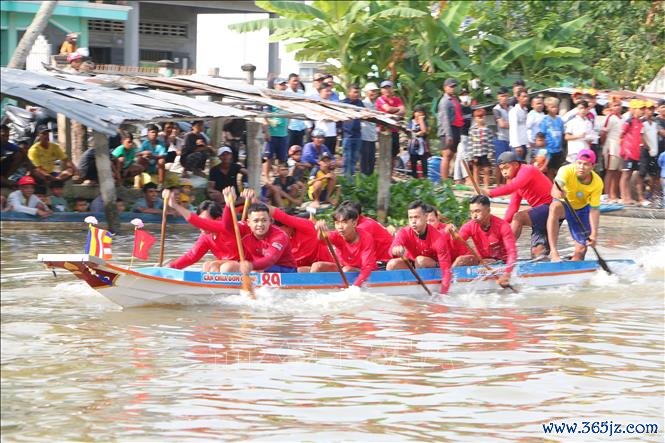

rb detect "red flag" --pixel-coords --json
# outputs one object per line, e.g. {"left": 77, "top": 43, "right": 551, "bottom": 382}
{"left": 133, "top": 229, "right": 156, "bottom": 260}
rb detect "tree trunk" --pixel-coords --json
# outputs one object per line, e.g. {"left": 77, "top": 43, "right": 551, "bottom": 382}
{"left": 376, "top": 130, "right": 392, "bottom": 224}
{"left": 246, "top": 120, "right": 264, "bottom": 194}
{"left": 92, "top": 132, "right": 120, "bottom": 234}
{"left": 7, "top": 1, "right": 58, "bottom": 70}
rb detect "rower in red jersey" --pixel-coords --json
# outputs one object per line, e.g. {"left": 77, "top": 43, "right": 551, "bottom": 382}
{"left": 311, "top": 204, "right": 377, "bottom": 287}
{"left": 424, "top": 204, "right": 471, "bottom": 263}
{"left": 387, "top": 200, "right": 453, "bottom": 294}
{"left": 340, "top": 201, "right": 393, "bottom": 261}
{"left": 166, "top": 199, "right": 239, "bottom": 271}
{"left": 457, "top": 195, "right": 517, "bottom": 287}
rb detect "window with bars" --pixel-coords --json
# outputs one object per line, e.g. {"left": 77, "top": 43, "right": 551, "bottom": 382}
{"left": 88, "top": 20, "right": 188, "bottom": 37}
{"left": 89, "top": 20, "right": 125, "bottom": 32}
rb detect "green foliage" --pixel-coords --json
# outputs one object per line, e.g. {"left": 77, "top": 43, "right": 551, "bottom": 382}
{"left": 337, "top": 174, "right": 469, "bottom": 228}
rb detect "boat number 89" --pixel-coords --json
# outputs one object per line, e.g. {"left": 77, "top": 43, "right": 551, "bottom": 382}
{"left": 261, "top": 273, "right": 282, "bottom": 286}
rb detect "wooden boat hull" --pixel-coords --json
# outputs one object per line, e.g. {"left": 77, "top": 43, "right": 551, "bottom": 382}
{"left": 37, "top": 254, "right": 635, "bottom": 308}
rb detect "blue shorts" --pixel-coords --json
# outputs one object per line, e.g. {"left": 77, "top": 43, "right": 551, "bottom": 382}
{"left": 494, "top": 140, "right": 510, "bottom": 165}
{"left": 528, "top": 204, "right": 551, "bottom": 251}
{"left": 563, "top": 203, "right": 591, "bottom": 245}
{"left": 264, "top": 264, "right": 297, "bottom": 273}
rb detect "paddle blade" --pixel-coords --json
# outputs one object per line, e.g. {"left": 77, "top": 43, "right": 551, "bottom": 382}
{"left": 241, "top": 273, "right": 255, "bottom": 298}
{"left": 593, "top": 246, "right": 612, "bottom": 274}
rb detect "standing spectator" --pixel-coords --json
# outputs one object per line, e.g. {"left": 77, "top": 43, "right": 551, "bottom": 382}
{"left": 407, "top": 105, "right": 429, "bottom": 178}
{"left": 508, "top": 79, "right": 526, "bottom": 107}
{"left": 314, "top": 85, "right": 339, "bottom": 155}
{"left": 376, "top": 80, "right": 406, "bottom": 168}
{"left": 28, "top": 128, "right": 78, "bottom": 183}
{"left": 639, "top": 101, "right": 658, "bottom": 205}
{"left": 452, "top": 91, "right": 473, "bottom": 185}
{"left": 59, "top": 33, "right": 78, "bottom": 55}
{"left": 562, "top": 89, "right": 585, "bottom": 124}
{"left": 360, "top": 82, "right": 379, "bottom": 175}
{"left": 221, "top": 119, "right": 245, "bottom": 164}
{"left": 600, "top": 101, "right": 624, "bottom": 202}
{"left": 492, "top": 87, "right": 512, "bottom": 183}
{"left": 654, "top": 99, "right": 665, "bottom": 205}
{"left": 340, "top": 84, "right": 364, "bottom": 177}
{"left": 286, "top": 73, "right": 310, "bottom": 147}
{"left": 619, "top": 100, "right": 646, "bottom": 205}
{"left": 180, "top": 120, "right": 213, "bottom": 177}
{"left": 539, "top": 97, "right": 565, "bottom": 180}
{"left": 468, "top": 108, "right": 494, "bottom": 189}
{"left": 437, "top": 78, "right": 464, "bottom": 181}
{"left": 564, "top": 100, "right": 595, "bottom": 164}
{"left": 7, "top": 176, "right": 51, "bottom": 217}
{"left": 265, "top": 78, "right": 290, "bottom": 164}
{"left": 509, "top": 88, "right": 529, "bottom": 161}
{"left": 526, "top": 96, "right": 545, "bottom": 151}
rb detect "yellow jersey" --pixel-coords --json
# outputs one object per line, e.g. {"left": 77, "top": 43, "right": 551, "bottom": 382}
{"left": 28, "top": 142, "right": 68, "bottom": 173}
{"left": 555, "top": 164, "right": 603, "bottom": 209}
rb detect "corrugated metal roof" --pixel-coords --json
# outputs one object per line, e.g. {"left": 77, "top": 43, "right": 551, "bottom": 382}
{"left": 0, "top": 68, "right": 256, "bottom": 136}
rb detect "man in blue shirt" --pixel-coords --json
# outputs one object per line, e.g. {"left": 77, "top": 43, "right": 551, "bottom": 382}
{"left": 139, "top": 124, "right": 169, "bottom": 188}
{"left": 302, "top": 130, "right": 334, "bottom": 169}
{"left": 340, "top": 84, "right": 364, "bottom": 177}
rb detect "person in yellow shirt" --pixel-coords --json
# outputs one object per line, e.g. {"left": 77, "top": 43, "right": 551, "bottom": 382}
{"left": 546, "top": 149, "right": 604, "bottom": 262}
{"left": 59, "top": 33, "right": 78, "bottom": 55}
{"left": 28, "top": 129, "right": 78, "bottom": 183}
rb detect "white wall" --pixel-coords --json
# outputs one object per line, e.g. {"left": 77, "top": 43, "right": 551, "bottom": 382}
{"left": 196, "top": 13, "right": 301, "bottom": 82}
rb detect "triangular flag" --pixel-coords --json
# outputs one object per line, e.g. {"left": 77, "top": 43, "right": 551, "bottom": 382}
{"left": 133, "top": 229, "right": 156, "bottom": 260}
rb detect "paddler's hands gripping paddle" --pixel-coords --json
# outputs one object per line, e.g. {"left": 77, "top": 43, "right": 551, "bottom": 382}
{"left": 308, "top": 207, "right": 349, "bottom": 288}
{"left": 226, "top": 189, "right": 255, "bottom": 298}
{"left": 554, "top": 181, "right": 612, "bottom": 274}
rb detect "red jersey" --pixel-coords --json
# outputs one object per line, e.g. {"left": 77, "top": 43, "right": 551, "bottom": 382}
{"left": 272, "top": 208, "right": 332, "bottom": 267}
{"left": 375, "top": 95, "right": 404, "bottom": 133}
{"left": 442, "top": 224, "right": 472, "bottom": 260}
{"left": 620, "top": 118, "right": 643, "bottom": 161}
{"left": 169, "top": 232, "right": 238, "bottom": 269}
{"left": 489, "top": 164, "right": 553, "bottom": 222}
{"left": 327, "top": 229, "right": 377, "bottom": 286}
{"left": 391, "top": 226, "right": 453, "bottom": 293}
{"left": 357, "top": 215, "right": 392, "bottom": 261}
{"left": 459, "top": 215, "right": 517, "bottom": 273}
{"left": 239, "top": 223, "right": 296, "bottom": 270}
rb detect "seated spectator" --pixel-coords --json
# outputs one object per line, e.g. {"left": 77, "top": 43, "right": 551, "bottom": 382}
{"left": 59, "top": 33, "right": 78, "bottom": 55}
{"left": 287, "top": 144, "right": 308, "bottom": 182}
{"left": 179, "top": 178, "right": 196, "bottom": 210}
{"left": 139, "top": 124, "right": 168, "bottom": 188}
{"left": 73, "top": 198, "right": 90, "bottom": 213}
{"left": 180, "top": 120, "right": 214, "bottom": 177}
{"left": 47, "top": 180, "right": 68, "bottom": 212}
{"left": 6, "top": 175, "right": 52, "bottom": 217}
{"left": 207, "top": 146, "right": 247, "bottom": 205}
{"left": 111, "top": 133, "right": 144, "bottom": 186}
{"left": 264, "top": 162, "right": 303, "bottom": 208}
{"left": 1, "top": 124, "right": 32, "bottom": 187}
{"left": 307, "top": 152, "right": 338, "bottom": 205}
{"left": 28, "top": 128, "right": 78, "bottom": 183}
{"left": 301, "top": 130, "right": 334, "bottom": 168}
{"left": 90, "top": 195, "right": 126, "bottom": 213}
{"left": 132, "top": 182, "right": 163, "bottom": 214}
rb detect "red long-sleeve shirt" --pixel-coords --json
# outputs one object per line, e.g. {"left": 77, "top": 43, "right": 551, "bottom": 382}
{"left": 327, "top": 229, "right": 377, "bottom": 286}
{"left": 441, "top": 224, "right": 472, "bottom": 260}
{"left": 169, "top": 232, "right": 238, "bottom": 269}
{"left": 357, "top": 215, "right": 393, "bottom": 261}
{"left": 489, "top": 164, "right": 552, "bottom": 223}
{"left": 391, "top": 226, "right": 453, "bottom": 293}
{"left": 272, "top": 208, "right": 332, "bottom": 266}
{"left": 458, "top": 215, "right": 517, "bottom": 273}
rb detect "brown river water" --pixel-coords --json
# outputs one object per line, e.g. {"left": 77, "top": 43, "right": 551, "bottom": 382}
{"left": 1, "top": 216, "right": 664, "bottom": 442}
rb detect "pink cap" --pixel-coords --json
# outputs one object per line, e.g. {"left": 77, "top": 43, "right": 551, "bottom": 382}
{"left": 576, "top": 149, "right": 596, "bottom": 164}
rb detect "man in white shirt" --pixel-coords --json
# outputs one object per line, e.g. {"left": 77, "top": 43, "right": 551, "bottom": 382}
{"left": 360, "top": 82, "right": 379, "bottom": 175}
{"left": 7, "top": 175, "right": 52, "bottom": 217}
{"left": 526, "top": 96, "right": 545, "bottom": 149}
{"left": 564, "top": 101, "right": 595, "bottom": 164}
{"left": 509, "top": 88, "right": 529, "bottom": 161}
{"left": 639, "top": 102, "right": 659, "bottom": 205}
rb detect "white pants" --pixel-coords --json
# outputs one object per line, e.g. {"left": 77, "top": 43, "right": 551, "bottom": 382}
{"left": 453, "top": 135, "right": 469, "bottom": 181}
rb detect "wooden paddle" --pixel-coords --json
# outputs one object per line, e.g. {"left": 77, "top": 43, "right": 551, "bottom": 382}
{"left": 307, "top": 207, "right": 349, "bottom": 288}
{"left": 400, "top": 256, "right": 432, "bottom": 296}
{"left": 241, "top": 197, "right": 250, "bottom": 222}
{"left": 462, "top": 159, "right": 482, "bottom": 194}
{"left": 448, "top": 224, "right": 518, "bottom": 293}
{"left": 554, "top": 182, "right": 612, "bottom": 274}
{"left": 228, "top": 194, "right": 255, "bottom": 297}
{"left": 158, "top": 189, "right": 170, "bottom": 267}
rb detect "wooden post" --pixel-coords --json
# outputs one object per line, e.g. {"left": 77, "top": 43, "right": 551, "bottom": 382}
{"left": 57, "top": 114, "right": 71, "bottom": 158}
{"left": 71, "top": 122, "right": 86, "bottom": 170}
{"left": 376, "top": 130, "right": 392, "bottom": 224}
{"left": 246, "top": 120, "right": 264, "bottom": 193}
{"left": 92, "top": 131, "right": 120, "bottom": 233}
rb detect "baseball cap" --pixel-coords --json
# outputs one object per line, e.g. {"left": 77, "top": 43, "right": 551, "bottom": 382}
{"left": 37, "top": 126, "right": 52, "bottom": 134}
{"left": 444, "top": 78, "right": 457, "bottom": 87}
{"left": 67, "top": 33, "right": 78, "bottom": 39}
{"left": 320, "top": 152, "right": 332, "bottom": 160}
{"left": 497, "top": 151, "right": 520, "bottom": 165}
{"left": 288, "top": 145, "right": 302, "bottom": 155}
{"left": 380, "top": 80, "right": 394, "bottom": 88}
{"left": 576, "top": 149, "right": 596, "bottom": 164}
{"left": 311, "top": 129, "right": 325, "bottom": 138}
{"left": 179, "top": 178, "right": 193, "bottom": 187}
{"left": 657, "top": 99, "right": 665, "bottom": 107}
{"left": 363, "top": 82, "right": 379, "bottom": 92}
{"left": 67, "top": 53, "right": 83, "bottom": 63}
{"left": 629, "top": 99, "right": 644, "bottom": 109}
{"left": 217, "top": 146, "right": 233, "bottom": 156}
{"left": 18, "top": 176, "right": 36, "bottom": 186}
{"left": 274, "top": 77, "right": 287, "bottom": 85}
{"left": 497, "top": 86, "right": 510, "bottom": 95}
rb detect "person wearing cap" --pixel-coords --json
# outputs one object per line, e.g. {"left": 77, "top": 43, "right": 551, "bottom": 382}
{"left": 360, "top": 82, "right": 380, "bottom": 175}
{"left": 63, "top": 53, "right": 84, "bottom": 74}
{"left": 178, "top": 178, "right": 196, "bottom": 210}
{"left": 207, "top": 146, "right": 247, "bottom": 204}
{"left": 287, "top": 144, "right": 307, "bottom": 182}
{"left": 619, "top": 100, "right": 646, "bottom": 205}
{"left": 6, "top": 175, "right": 52, "bottom": 217}
{"left": 564, "top": 100, "right": 595, "bottom": 164}
{"left": 341, "top": 84, "right": 365, "bottom": 177}
{"left": 508, "top": 87, "right": 530, "bottom": 161}
{"left": 437, "top": 78, "right": 464, "bottom": 181}
{"left": 376, "top": 80, "right": 405, "bottom": 166}
{"left": 28, "top": 128, "right": 78, "bottom": 183}
{"left": 302, "top": 129, "right": 334, "bottom": 169}
{"left": 546, "top": 149, "right": 603, "bottom": 262}
{"left": 59, "top": 33, "right": 78, "bottom": 56}
{"left": 484, "top": 151, "right": 554, "bottom": 258}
